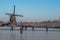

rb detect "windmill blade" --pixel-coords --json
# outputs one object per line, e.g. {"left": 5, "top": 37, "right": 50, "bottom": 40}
{"left": 13, "top": 5, "right": 15, "bottom": 14}
{"left": 15, "top": 15, "right": 23, "bottom": 17}
{"left": 5, "top": 13, "right": 13, "bottom": 15}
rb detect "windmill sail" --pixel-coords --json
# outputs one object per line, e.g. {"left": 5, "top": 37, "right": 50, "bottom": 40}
{"left": 13, "top": 5, "right": 15, "bottom": 14}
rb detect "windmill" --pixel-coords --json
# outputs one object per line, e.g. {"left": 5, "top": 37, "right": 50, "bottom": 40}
{"left": 6, "top": 5, "right": 23, "bottom": 31}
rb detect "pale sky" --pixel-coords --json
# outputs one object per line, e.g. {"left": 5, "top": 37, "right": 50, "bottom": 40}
{"left": 0, "top": 0, "right": 60, "bottom": 22}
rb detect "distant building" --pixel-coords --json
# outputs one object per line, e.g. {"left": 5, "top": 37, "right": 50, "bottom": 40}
{"left": 22, "top": 20, "right": 60, "bottom": 28}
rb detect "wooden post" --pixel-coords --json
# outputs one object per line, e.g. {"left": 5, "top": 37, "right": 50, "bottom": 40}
{"left": 32, "top": 26, "right": 34, "bottom": 31}
{"left": 46, "top": 26, "right": 48, "bottom": 32}
{"left": 20, "top": 28, "right": 23, "bottom": 34}
{"left": 11, "top": 26, "right": 13, "bottom": 31}
{"left": 20, "top": 26, "right": 23, "bottom": 34}
{"left": 25, "top": 26, "right": 27, "bottom": 31}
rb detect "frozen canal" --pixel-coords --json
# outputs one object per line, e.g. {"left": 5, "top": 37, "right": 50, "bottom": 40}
{"left": 0, "top": 27, "right": 60, "bottom": 40}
